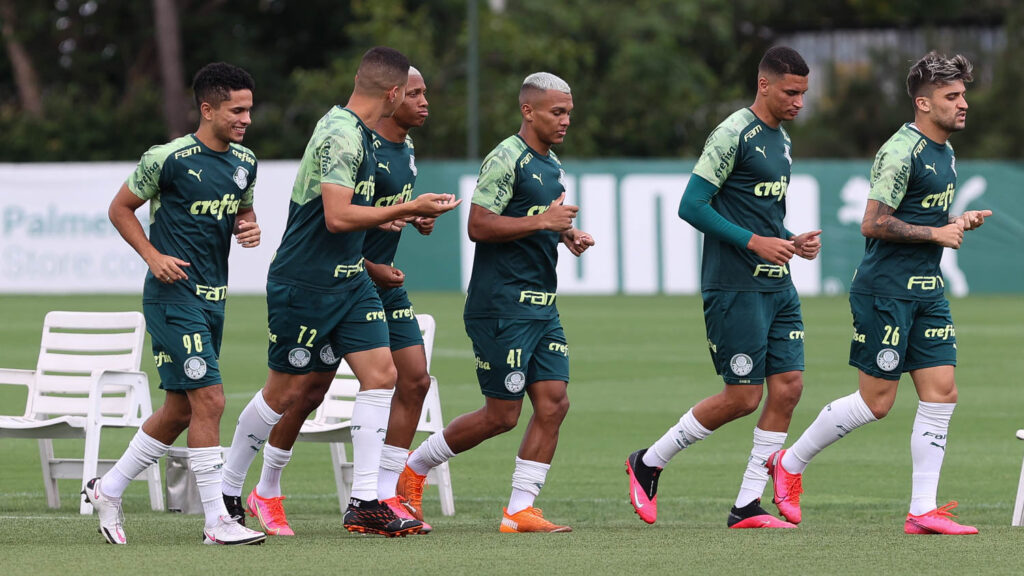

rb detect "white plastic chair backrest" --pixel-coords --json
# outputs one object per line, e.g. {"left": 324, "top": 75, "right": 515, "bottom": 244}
{"left": 26, "top": 311, "right": 146, "bottom": 419}
{"left": 314, "top": 314, "right": 435, "bottom": 425}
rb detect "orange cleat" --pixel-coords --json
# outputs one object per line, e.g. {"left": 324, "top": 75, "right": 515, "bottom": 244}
{"left": 499, "top": 507, "right": 572, "bottom": 533}
{"left": 396, "top": 464, "right": 428, "bottom": 521}
{"left": 246, "top": 489, "right": 294, "bottom": 536}
{"left": 904, "top": 501, "right": 978, "bottom": 535}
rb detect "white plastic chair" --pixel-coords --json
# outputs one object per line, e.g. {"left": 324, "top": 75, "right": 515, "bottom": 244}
{"left": 0, "top": 311, "right": 162, "bottom": 515}
{"left": 1013, "top": 429, "right": 1024, "bottom": 526}
{"left": 296, "top": 314, "right": 455, "bottom": 516}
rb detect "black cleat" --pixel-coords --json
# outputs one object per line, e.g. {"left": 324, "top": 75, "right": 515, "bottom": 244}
{"left": 224, "top": 494, "right": 246, "bottom": 526}
{"left": 727, "top": 498, "right": 796, "bottom": 529}
{"left": 343, "top": 498, "right": 422, "bottom": 537}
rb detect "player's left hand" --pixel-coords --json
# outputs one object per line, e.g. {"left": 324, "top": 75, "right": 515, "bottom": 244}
{"left": 562, "top": 228, "right": 595, "bottom": 257}
{"left": 413, "top": 216, "right": 436, "bottom": 235}
{"left": 792, "top": 229, "right": 822, "bottom": 260}
{"left": 959, "top": 209, "right": 993, "bottom": 231}
{"left": 235, "top": 219, "right": 261, "bottom": 248}
{"left": 378, "top": 218, "right": 407, "bottom": 232}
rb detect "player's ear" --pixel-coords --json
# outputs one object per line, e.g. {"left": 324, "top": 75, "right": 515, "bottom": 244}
{"left": 199, "top": 101, "right": 215, "bottom": 121}
{"left": 521, "top": 102, "right": 533, "bottom": 122}
{"left": 757, "top": 75, "right": 770, "bottom": 96}
{"left": 915, "top": 96, "right": 931, "bottom": 113}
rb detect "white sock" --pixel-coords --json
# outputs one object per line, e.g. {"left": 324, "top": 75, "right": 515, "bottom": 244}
{"left": 735, "top": 427, "right": 788, "bottom": 507}
{"left": 221, "top": 390, "right": 282, "bottom": 497}
{"left": 643, "top": 408, "right": 712, "bottom": 468}
{"left": 909, "top": 401, "right": 955, "bottom": 516}
{"left": 190, "top": 446, "right": 229, "bottom": 527}
{"left": 349, "top": 389, "right": 394, "bottom": 502}
{"left": 102, "top": 430, "right": 171, "bottom": 499}
{"left": 783, "top": 391, "right": 877, "bottom": 474}
{"left": 377, "top": 444, "right": 409, "bottom": 501}
{"left": 507, "top": 457, "right": 550, "bottom": 515}
{"left": 255, "top": 444, "right": 292, "bottom": 499}
{"left": 407, "top": 431, "right": 456, "bottom": 476}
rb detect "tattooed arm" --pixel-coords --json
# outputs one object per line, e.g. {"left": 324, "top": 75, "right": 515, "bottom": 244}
{"left": 861, "top": 199, "right": 964, "bottom": 248}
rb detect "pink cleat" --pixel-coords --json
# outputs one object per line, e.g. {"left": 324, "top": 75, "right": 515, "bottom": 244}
{"left": 246, "top": 489, "right": 295, "bottom": 536}
{"left": 904, "top": 501, "right": 978, "bottom": 535}
{"left": 383, "top": 496, "right": 433, "bottom": 534}
{"left": 626, "top": 449, "right": 660, "bottom": 524}
{"left": 766, "top": 449, "right": 803, "bottom": 524}
{"left": 728, "top": 499, "right": 797, "bottom": 529}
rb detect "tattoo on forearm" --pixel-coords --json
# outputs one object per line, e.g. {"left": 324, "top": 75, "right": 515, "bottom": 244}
{"left": 864, "top": 201, "right": 932, "bottom": 242}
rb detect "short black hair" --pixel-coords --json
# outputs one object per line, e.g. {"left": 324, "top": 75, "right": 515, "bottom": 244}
{"left": 906, "top": 51, "right": 974, "bottom": 99}
{"left": 355, "top": 46, "right": 410, "bottom": 94}
{"left": 759, "top": 46, "right": 809, "bottom": 77}
{"left": 192, "top": 62, "right": 255, "bottom": 109}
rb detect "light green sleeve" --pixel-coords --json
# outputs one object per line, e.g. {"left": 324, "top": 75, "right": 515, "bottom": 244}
{"left": 868, "top": 138, "right": 913, "bottom": 209}
{"left": 472, "top": 145, "right": 517, "bottom": 214}
{"left": 126, "top": 144, "right": 173, "bottom": 201}
{"left": 238, "top": 145, "right": 258, "bottom": 208}
{"left": 692, "top": 120, "right": 742, "bottom": 188}
{"left": 319, "top": 121, "right": 364, "bottom": 189}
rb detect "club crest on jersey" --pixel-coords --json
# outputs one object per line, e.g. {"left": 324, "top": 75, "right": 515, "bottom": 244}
{"left": 183, "top": 356, "right": 208, "bottom": 380}
{"left": 730, "top": 354, "right": 753, "bottom": 377}
{"left": 876, "top": 348, "right": 900, "bottom": 372}
{"left": 319, "top": 344, "right": 340, "bottom": 366}
{"left": 233, "top": 166, "right": 249, "bottom": 190}
{"left": 409, "top": 154, "right": 417, "bottom": 176}
{"left": 504, "top": 371, "right": 526, "bottom": 394}
{"left": 288, "top": 348, "right": 311, "bottom": 368}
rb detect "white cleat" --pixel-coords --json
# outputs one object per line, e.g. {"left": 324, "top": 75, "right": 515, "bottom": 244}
{"left": 82, "top": 477, "right": 127, "bottom": 545}
{"left": 202, "top": 515, "right": 267, "bottom": 546}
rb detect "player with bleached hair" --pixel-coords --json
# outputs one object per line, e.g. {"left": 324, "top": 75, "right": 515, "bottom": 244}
{"left": 768, "top": 51, "right": 991, "bottom": 535}
{"left": 396, "top": 71, "right": 595, "bottom": 533}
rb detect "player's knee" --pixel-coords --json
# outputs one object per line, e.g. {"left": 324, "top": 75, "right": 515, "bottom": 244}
{"left": 398, "top": 372, "right": 431, "bottom": 402}
{"left": 536, "top": 394, "right": 570, "bottom": 424}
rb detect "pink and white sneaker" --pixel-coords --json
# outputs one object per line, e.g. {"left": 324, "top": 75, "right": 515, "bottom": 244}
{"left": 904, "top": 501, "right": 978, "bottom": 535}
{"left": 247, "top": 489, "right": 294, "bottom": 536}
{"left": 626, "top": 449, "right": 661, "bottom": 524}
{"left": 767, "top": 449, "right": 803, "bottom": 524}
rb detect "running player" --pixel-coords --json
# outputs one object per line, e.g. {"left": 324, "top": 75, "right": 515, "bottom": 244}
{"left": 239, "top": 67, "right": 440, "bottom": 535}
{"left": 768, "top": 51, "right": 990, "bottom": 535}
{"left": 83, "top": 62, "right": 267, "bottom": 546}
{"left": 396, "top": 71, "right": 595, "bottom": 533}
{"left": 220, "top": 48, "right": 459, "bottom": 538}
{"left": 625, "top": 47, "right": 822, "bottom": 529}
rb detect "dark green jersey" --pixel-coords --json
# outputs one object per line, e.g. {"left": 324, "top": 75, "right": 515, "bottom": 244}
{"left": 362, "top": 132, "right": 416, "bottom": 267}
{"left": 268, "top": 107, "right": 376, "bottom": 292}
{"left": 464, "top": 135, "right": 564, "bottom": 320}
{"left": 127, "top": 134, "right": 257, "bottom": 310}
{"left": 691, "top": 108, "right": 794, "bottom": 292}
{"left": 850, "top": 123, "right": 956, "bottom": 301}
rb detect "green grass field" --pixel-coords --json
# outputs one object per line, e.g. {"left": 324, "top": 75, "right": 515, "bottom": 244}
{"left": 2, "top": 293, "right": 1023, "bottom": 575}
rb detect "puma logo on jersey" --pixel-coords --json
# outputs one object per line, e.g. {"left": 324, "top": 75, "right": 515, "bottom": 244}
{"left": 755, "top": 146, "right": 767, "bottom": 159}
{"left": 924, "top": 163, "right": 937, "bottom": 175}
{"left": 532, "top": 173, "right": 543, "bottom": 186}
{"left": 377, "top": 161, "right": 391, "bottom": 174}
{"left": 188, "top": 169, "right": 203, "bottom": 182}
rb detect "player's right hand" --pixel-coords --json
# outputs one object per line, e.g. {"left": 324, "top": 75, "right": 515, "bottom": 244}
{"left": 146, "top": 254, "right": 191, "bottom": 284}
{"left": 747, "top": 234, "right": 796, "bottom": 265}
{"left": 934, "top": 221, "right": 965, "bottom": 249}
{"left": 365, "top": 261, "right": 405, "bottom": 288}
{"left": 412, "top": 193, "right": 462, "bottom": 217}
{"left": 541, "top": 192, "right": 578, "bottom": 232}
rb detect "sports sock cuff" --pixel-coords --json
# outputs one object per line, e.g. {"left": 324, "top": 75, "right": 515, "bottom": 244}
{"left": 511, "top": 457, "right": 550, "bottom": 496}
{"left": 355, "top": 388, "right": 395, "bottom": 409}
{"left": 262, "top": 444, "right": 292, "bottom": 470}
{"left": 850, "top": 391, "right": 878, "bottom": 426}
{"left": 681, "top": 408, "right": 714, "bottom": 439}
{"left": 917, "top": 401, "right": 956, "bottom": 418}
{"left": 752, "top": 427, "right": 788, "bottom": 446}
{"left": 133, "top": 429, "right": 173, "bottom": 458}
{"left": 254, "top": 390, "right": 283, "bottom": 426}
{"left": 380, "top": 444, "right": 410, "bottom": 473}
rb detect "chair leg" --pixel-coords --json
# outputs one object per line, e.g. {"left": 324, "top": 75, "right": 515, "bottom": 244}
{"left": 145, "top": 462, "right": 165, "bottom": 511}
{"left": 329, "top": 442, "right": 351, "bottom": 516}
{"left": 436, "top": 461, "right": 455, "bottom": 516}
{"left": 38, "top": 439, "right": 60, "bottom": 509}
{"left": 80, "top": 427, "right": 102, "bottom": 515}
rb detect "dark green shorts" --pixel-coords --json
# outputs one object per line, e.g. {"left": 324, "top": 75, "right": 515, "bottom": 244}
{"left": 379, "top": 286, "right": 424, "bottom": 351}
{"left": 702, "top": 287, "right": 805, "bottom": 385}
{"left": 266, "top": 278, "right": 390, "bottom": 374}
{"left": 849, "top": 293, "right": 956, "bottom": 380}
{"left": 143, "top": 303, "right": 224, "bottom": 391}
{"left": 464, "top": 316, "right": 569, "bottom": 400}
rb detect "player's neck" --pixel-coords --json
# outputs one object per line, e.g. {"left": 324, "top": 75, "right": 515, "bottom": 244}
{"left": 375, "top": 117, "right": 409, "bottom": 143}
{"left": 517, "top": 127, "right": 551, "bottom": 156}
{"left": 193, "top": 125, "right": 230, "bottom": 152}
{"left": 344, "top": 94, "right": 387, "bottom": 128}
{"left": 910, "top": 117, "right": 950, "bottom": 144}
{"left": 749, "top": 101, "right": 782, "bottom": 129}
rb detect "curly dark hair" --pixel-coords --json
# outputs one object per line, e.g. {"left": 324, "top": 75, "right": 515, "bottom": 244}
{"left": 192, "top": 62, "right": 255, "bottom": 109}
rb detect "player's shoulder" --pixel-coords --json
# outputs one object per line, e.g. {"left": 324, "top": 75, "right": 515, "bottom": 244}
{"left": 875, "top": 123, "right": 922, "bottom": 163}
{"left": 705, "top": 108, "right": 758, "bottom": 147}
{"left": 227, "top": 142, "right": 258, "bottom": 166}
{"left": 319, "top": 106, "right": 364, "bottom": 137}
{"left": 548, "top": 149, "right": 562, "bottom": 166}
{"left": 404, "top": 134, "right": 415, "bottom": 150}
{"left": 481, "top": 135, "right": 527, "bottom": 171}
{"left": 142, "top": 135, "right": 199, "bottom": 166}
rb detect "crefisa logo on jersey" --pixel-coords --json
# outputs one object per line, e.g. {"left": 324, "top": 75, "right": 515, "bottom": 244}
{"left": 876, "top": 348, "right": 900, "bottom": 372}
{"left": 730, "top": 353, "right": 753, "bottom": 377}
{"left": 504, "top": 371, "right": 526, "bottom": 394}
{"left": 288, "top": 347, "right": 311, "bottom": 368}
{"left": 183, "top": 356, "right": 207, "bottom": 380}
{"left": 319, "top": 344, "right": 339, "bottom": 366}
{"left": 233, "top": 166, "right": 249, "bottom": 190}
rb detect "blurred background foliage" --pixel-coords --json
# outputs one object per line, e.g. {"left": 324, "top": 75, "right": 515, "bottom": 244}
{"left": 0, "top": 0, "right": 1020, "bottom": 161}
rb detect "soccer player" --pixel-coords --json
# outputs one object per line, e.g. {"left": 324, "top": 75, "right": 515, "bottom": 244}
{"left": 396, "top": 71, "right": 595, "bottom": 533}
{"left": 219, "top": 47, "right": 459, "bottom": 538}
{"left": 83, "top": 62, "right": 267, "bottom": 546}
{"left": 625, "top": 47, "right": 822, "bottom": 529}
{"left": 236, "top": 67, "right": 440, "bottom": 535}
{"left": 767, "top": 51, "right": 991, "bottom": 535}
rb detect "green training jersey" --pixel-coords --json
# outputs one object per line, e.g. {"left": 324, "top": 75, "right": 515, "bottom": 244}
{"left": 362, "top": 132, "right": 416, "bottom": 267}
{"left": 268, "top": 106, "right": 376, "bottom": 292}
{"left": 850, "top": 123, "right": 956, "bottom": 301}
{"left": 464, "top": 135, "right": 565, "bottom": 320}
{"left": 691, "top": 108, "right": 794, "bottom": 292}
{"left": 127, "top": 133, "right": 256, "bottom": 310}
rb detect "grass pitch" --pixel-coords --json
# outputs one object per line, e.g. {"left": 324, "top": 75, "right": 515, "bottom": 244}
{"left": 1, "top": 293, "right": 1023, "bottom": 575}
